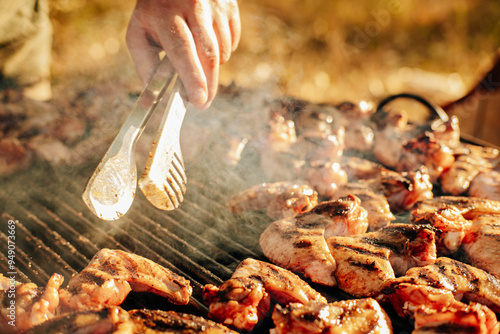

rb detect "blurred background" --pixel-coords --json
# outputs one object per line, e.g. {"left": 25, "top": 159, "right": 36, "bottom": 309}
{"left": 49, "top": 0, "right": 500, "bottom": 144}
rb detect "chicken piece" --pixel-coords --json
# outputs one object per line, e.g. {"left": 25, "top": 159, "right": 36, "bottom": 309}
{"left": 341, "top": 155, "right": 384, "bottom": 181}
{"left": 1, "top": 273, "right": 64, "bottom": 333}
{"left": 413, "top": 302, "right": 500, "bottom": 334}
{"left": 411, "top": 196, "right": 500, "bottom": 254}
{"left": 371, "top": 108, "right": 409, "bottom": 169}
{"left": 326, "top": 237, "right": 395, "bottom": 297}
{"left": 440, "top": 154, "right": 491, "bottom": 196}
{"left": 369, "top": 167, "right": 434, "bottom": 212}
{"left": 412, "top": 196, "right": 500, "bottom": 219}
{"left": 291, "top": 99, "right": 340, "bottom": 137}
{"left": 354, "top": 223, "right": 437, "bottom": 275}
{"left": 59, "top": 249, "right": 192, "bottom": 311}
{"left": 259, "top": 112, "right": 300, "bottom": 181}
{"left": 372, "top": 126, "right": 405, "bottom": 169}
{"left": 22, "top": 306, "right": 133, "bottom": 334}
{"left": 429, "top": 115, "right": 461, "bottom": 149}
{"left": 293, "top": 126, "right": 345, "bottom": 163}
{"left": 469, "top": 169, "right": 500, "bottom": 201}
{"left": 344, "top": 123, "right": 375, "bottom": 152}
{"left": 259, "top": 196, "right": 369, "bottom": 286}
{"left": 381, "top": 257, "right": 500, "bottom": 318}
{"left": 226, "top": 181, "right": 318, "bottom": 219}
{"left": 128, "top": 309, "right": 239, "bottom": 333}
{"left": 333, "top": 182, "right": 395, "bottom": 231}
{"left": 396, "top": 133, "right": 455, "bottom": 183}
{"left": 299, "top": 160, "right": 348, "bottom": 198}
{"left": 259, "top": 217, "right": 337, "bottom": 286}
{"left": 461, "top": 214, "right": 500, "bottom": 277}
{"left": 412, "top": 206, "right": 472, "bottom": 254}
{"left": 203, "top": 258, "right": 326, "bottom": 332}
{"left": 271, "top": 298, "right": 393, "bottom": 334}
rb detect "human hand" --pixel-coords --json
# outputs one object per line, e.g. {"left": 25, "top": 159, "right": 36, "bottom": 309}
{"left": 126, "top": 0, "right": 241, "bottom": 110}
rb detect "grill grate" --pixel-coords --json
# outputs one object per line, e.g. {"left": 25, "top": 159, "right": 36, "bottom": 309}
{"left": 0, "top": 158, "right": 412, "bottom": 331}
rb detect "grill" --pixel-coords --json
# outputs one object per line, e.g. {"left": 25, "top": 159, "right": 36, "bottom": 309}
{"left": 0, "top": 157, "right": 417, "bottom": 332}
{"left": 4, "top": 87, "right": 485, "bottom": 333}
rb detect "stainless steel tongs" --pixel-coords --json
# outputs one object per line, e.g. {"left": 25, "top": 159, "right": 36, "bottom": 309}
{"left": 82, "top": 57, "right": 187, "bottom": 221}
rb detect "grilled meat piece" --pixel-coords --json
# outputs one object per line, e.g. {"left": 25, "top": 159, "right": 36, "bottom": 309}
{"left": 341, "top": 155, "right": 385, "bottom": 181}
{"left": 59, "top": 249, "right": 192, "bottom": 311}
{"left": 259, "top": 216, "right": 337, "bottom": 286}
{"left": 411, "top": 196, "right": 500, "bottom": 254}
{"left": 354, "top": 223, "right": 437, "bottom": 275}
{"left": 440, "top": 154, "right": 491, "bottom": 196}
{"left": 369, "top": 167, "right": 434, "bottom": 212}
{"left": 371, "top": 108, "right": 409, "bottom": 169}
{"left": 462, "top": 214, "right": 500, "bottom": 277}
{"left": 413, "top": 302, "right": 500, "bottom": 334}
{"left": 271, "top": 298, "right": 393, "bottom": 334}
{"left": 226, "top": 181, "right": 318, "bottom": 219}
{"left": 440, "top": 142, "right": 498, "bottom": 196}
{"left": 299, "top": 160, "right": 348, "bottom": 198}
{"left": 381, "top": 257, "right": 500, "bottom": 318}
{"left": 0, "top": 273, "right": 64, "bottom": 333}
{"left": 333, "top": 182, "right": 395, "bottom": 231}
{"left": 326, "top": 236, "right": 396, "bottom": 297}
{"left": 22, "top": 306, "right": 133, "bottom": 334}
{"left": 259, "top": 195, "right": 369, "bottom": 286}
{"left": 128, "top": 309, "right": 239, "bottom": 333}
{"left": 412, "top": 206, "right": 472, "bottom": 254}
{"left": 396, "top": 133, "right": 455, "bottom": 183}
{"left": 326, "top": 223, "right": 436, "bottom": 298}
{"left": 203, "top": 258, "right": 326, "bottom": 332}
{"left": 469, "top": 169, "right": 500, "bottom": 201}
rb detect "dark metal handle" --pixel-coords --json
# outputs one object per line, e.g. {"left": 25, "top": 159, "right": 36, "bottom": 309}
{"left": 376, "top": 93, "right": 449, "bottom": 122}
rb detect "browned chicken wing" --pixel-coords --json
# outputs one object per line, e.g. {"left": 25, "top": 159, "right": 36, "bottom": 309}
{"left": 271, "top": 298, "right": 393, "bottom": 334}
{"left": 381, "top": 257, "right": 500, "bottom": 319}
{"left": 203, "top": 258, "right": 326, "bottom": 332}
{"left": 259, "top": 195, "right": 369, "bottom": 286}
{"left": 396, "top": 133, "right": 455, "bottom": 183}
{"left": 59, "top": 249, "right": 192, "bottom": 311}
{"left": 226, "top": 181, "right": 318, "bottom": 219}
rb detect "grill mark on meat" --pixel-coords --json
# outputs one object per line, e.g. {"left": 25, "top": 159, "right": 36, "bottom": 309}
{"left": 293, "top": 240, "right": 313, "bottom": 248}
{"left": 348, "top": 258, "right": 381, "bottom": 272}
{"left": 328, "top": 242, "right": 388, "bottom": 259}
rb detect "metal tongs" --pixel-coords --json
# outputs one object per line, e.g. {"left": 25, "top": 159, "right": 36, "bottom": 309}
{"left": 82, "top": 57, "right": 187, "bottom": 221}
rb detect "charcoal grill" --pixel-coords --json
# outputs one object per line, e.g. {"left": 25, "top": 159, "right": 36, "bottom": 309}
{"left": 5, "top": 87, "right": 484, "bottom": 333}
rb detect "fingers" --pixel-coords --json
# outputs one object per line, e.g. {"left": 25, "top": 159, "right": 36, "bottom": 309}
{"left": 187, "top": 5, "right": 220, "bottom": 110}
{"left": 126, "top": 0, "right": 241, "bottom": 110}
{"left": 126, "top": 13, "right": 162, "bottom": 85}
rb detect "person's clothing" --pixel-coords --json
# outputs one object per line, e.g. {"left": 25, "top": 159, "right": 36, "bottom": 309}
{"left": 0, "top": 0, "right": 52, "bottom": 100}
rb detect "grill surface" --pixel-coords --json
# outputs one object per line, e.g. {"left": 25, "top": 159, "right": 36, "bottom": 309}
{"left": 0, "top": 156, "right": 414, "bottom": 332}
{"left": 0, "top": 86, "right": 426, "bottom": 333}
